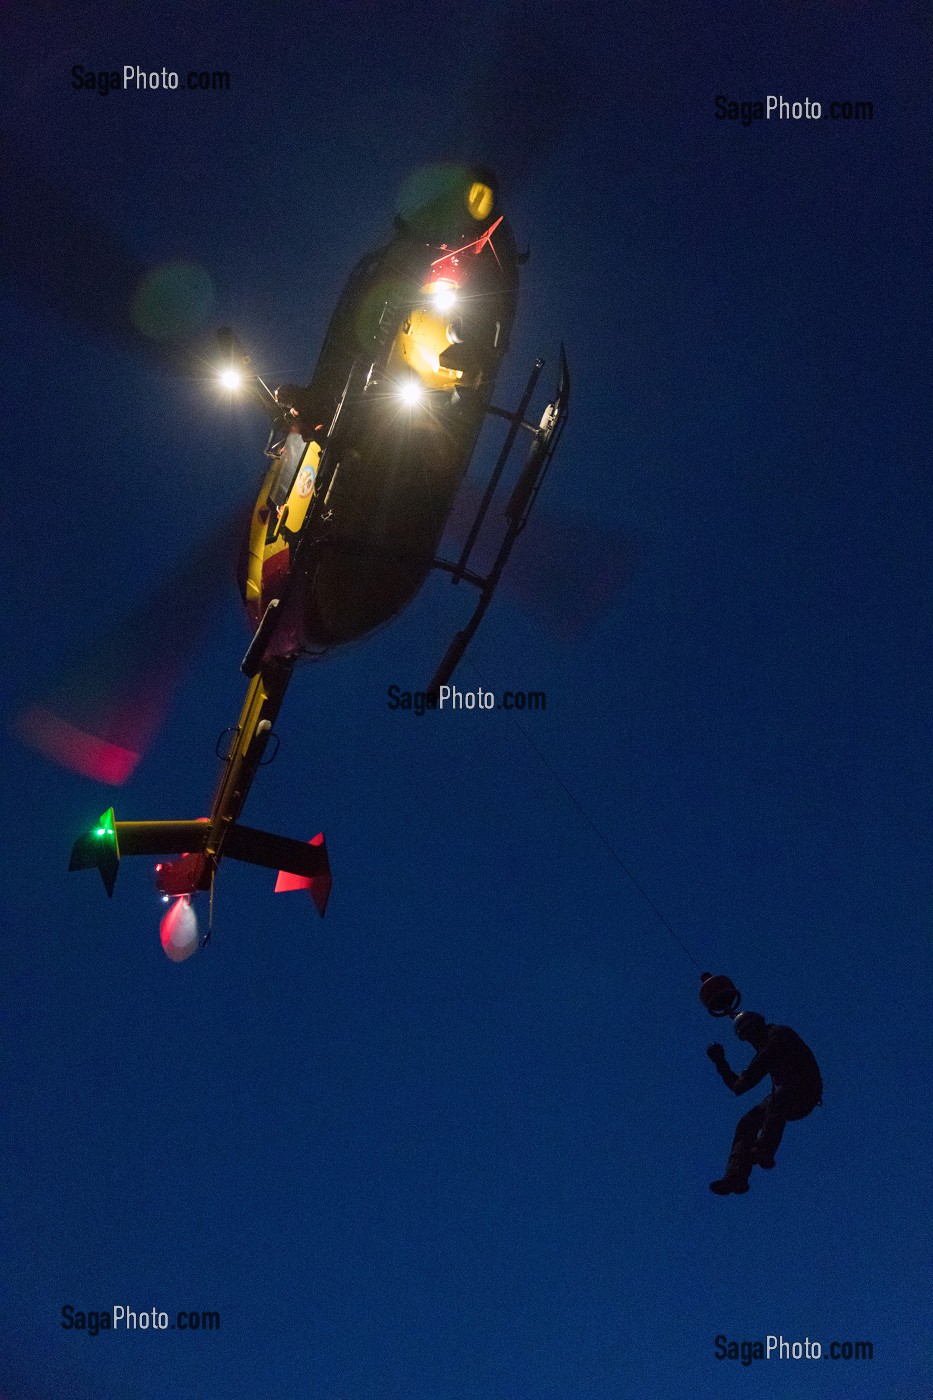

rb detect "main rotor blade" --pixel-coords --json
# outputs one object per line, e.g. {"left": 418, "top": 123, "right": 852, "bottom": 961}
{"left": 14, "top": 509, "right": 248, "bottom": 784}
{"left": 498, "top": 509, "right": 636, "bottom": 639}
{"left": 445, "top": 483, "right": 635, "bottom": 639}
{"left": 0, "top": 131, "right": 214, "bottom": 373}
{"left": 451, "top": 10, "right": 592, "bottom": 192}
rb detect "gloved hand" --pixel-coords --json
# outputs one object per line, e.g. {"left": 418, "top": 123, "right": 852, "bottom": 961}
{"left": 707, "top": 1042, "right": 726, "bottom": 1063}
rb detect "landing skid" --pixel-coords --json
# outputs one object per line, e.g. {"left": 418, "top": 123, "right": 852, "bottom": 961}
{"left": 426, "top": 347, "right": 570, "bottom": 699}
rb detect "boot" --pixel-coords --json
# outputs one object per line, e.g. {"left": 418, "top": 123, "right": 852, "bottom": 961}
{"left": 710, "top": 1144, "right": 752, "bottom": 1194}
{"left": 709, "top": 1172, "right": 750, "bottom": 1195}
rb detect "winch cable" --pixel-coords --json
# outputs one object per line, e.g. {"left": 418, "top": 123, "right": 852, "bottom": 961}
{"left": 463, "top": 657, "right": 705, "bottom": 974}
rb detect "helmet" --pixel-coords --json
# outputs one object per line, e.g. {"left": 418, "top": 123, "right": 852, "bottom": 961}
{"left": 733, "top": 1011, "right": 767, "bottom": 1043}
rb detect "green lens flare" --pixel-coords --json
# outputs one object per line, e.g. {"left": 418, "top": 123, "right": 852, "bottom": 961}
{"left": 131, "top": 260, "right": 215, "bottom": 340}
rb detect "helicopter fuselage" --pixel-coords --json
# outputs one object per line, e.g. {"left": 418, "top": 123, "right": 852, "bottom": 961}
{"left": 239, "top": 215, "right": 520, "bottom": 661}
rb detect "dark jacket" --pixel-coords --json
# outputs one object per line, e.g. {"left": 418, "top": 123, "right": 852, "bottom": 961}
{"left": 716, "top": 1025, "right": 823, "bottom": 1102}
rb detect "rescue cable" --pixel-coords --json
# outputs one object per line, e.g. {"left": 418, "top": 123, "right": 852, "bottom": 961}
{"left": 464, "top": 657, "right": 704, "bottom": 973}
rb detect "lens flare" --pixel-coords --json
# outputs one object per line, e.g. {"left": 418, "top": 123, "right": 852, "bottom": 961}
{"left": 131, "top": 260, "right": 215, "bottom": 340}
{"left": 218, "top": 367, "right": 243, "bottom": 391}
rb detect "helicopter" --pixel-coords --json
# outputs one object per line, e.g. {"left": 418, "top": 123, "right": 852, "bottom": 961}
{"left": 64, "top": 164, "right": 569, "bottom": 956}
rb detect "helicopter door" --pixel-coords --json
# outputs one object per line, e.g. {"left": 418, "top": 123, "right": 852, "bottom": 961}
{"left": 267, "top": 428, "right": 312, "bottom": 510}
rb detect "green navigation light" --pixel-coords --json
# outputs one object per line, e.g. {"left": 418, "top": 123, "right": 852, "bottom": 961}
{"left": 69, "top": 807, "right": 121, "bottom": 896}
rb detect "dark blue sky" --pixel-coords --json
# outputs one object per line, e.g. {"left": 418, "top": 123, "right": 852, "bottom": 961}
{"left": 2, "top": 2, "right": 931, "bottom": 1397}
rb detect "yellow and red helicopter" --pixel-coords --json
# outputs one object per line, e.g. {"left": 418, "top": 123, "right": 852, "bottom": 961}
{"left": 63, "top": 165, "right": 569, "bottom": 956}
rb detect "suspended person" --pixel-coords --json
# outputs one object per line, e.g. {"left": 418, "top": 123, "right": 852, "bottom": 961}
{"left": 706, "top": 1011, "right": 822, "bottom": 1195}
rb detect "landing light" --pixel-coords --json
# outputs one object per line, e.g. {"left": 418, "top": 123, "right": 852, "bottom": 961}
{"left": 399, "top": 381, "right": 423, "bottom": 406}
{"left": 218, "top": 367, "right": 243, "bottom": 391}
{"left": 425, "top": 279, "right": 458, "bottom": 313}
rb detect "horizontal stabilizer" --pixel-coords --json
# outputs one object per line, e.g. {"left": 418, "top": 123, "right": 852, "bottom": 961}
{"left": 274, "top": 834, "right": 332, "bottom": 916}
{"left": 69, "top": 810, "right": 331, "bottom": 912}
{"left": 114, "top": 819, "right": 211, "bottom": 856}
{"left": 69, "top": 812, "right": 211, "bottom": 897}
{"left": 232, "top": 826, "right": 332, "bottom": 917}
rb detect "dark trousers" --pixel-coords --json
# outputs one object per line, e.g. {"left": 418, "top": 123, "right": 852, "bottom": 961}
{"left": 725, "top": 1088, "right": 817, "bottom": 1180}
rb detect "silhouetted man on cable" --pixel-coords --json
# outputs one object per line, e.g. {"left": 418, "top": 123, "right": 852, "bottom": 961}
{"left": 707, "top": 1011, "right": 822, "bottom": 1195}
